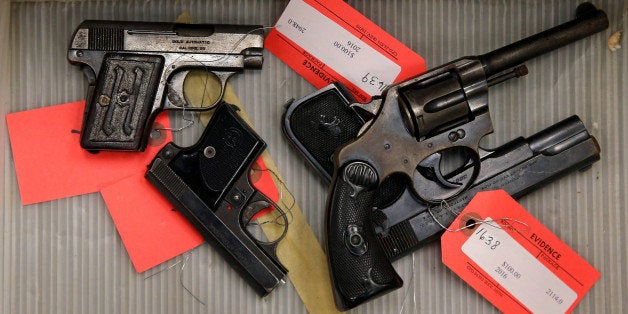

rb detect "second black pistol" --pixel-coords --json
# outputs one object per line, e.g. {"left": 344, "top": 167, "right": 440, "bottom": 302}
{"left": 146, "top": 103, "right": 288, "bottom": 296}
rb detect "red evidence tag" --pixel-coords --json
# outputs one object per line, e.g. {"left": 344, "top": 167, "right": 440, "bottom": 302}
{"left": 441, "top": 190, "right": 600, "bottom": 313}
{"left": 265, "top": 0, "right": 426, "bottom": 103}
{"left": 6, "top": 101, "right": 172, "bottom": 205}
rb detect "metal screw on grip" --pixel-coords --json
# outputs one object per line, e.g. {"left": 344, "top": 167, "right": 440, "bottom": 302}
{"left": 204, "top": 146, "right": 216, "bottom": 158}
{"left": 345, "top": 224, "right": 368, "bottom": 256}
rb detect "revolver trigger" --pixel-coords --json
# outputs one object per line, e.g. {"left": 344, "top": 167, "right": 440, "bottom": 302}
{"left": 417, "top": 153, "right": 461, "bottom": 188}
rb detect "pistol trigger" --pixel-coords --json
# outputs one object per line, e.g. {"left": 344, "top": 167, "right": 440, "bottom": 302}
{"left": 418, "top": 153, "right": 461, "bottom": 188}
{"left": 242, "top": 200, "right": 271, "bottom": 224}
{"left": 242, "top": 194, "right": 289, "bottom": 248}
{"left": 166, "top": 88, "right": 188, "bottom": 109}
{"left": 164, "top": 70, "right": 190, "bottom": 110}
{"left": 81, "top": 65, "right": 97, "bottom": 85}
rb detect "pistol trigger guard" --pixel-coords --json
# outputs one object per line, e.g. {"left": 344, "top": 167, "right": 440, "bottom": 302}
{"left": 240, "top": 193, "right": 289, "bottom": 272}
{"left": 80, "top": 65, "right": 97, "bottom": 85}
{"left": 213, "top": 70, "right": 236, "bottom": 107}
{"left": 242, "top": 200, "right": 271, "bottom": 224}
{"left": 168, "top": 70, "right": 236, "bottom": 112}
{"left": 267, "top": 198, "right": 290, "bottom": 245}
{"left": 241, "top": 194, "right": 289, "bottom": 246}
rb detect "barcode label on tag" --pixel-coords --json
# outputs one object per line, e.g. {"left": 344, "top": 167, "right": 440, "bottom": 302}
{"left": 265, "top": 0, "right": 425, "bottom": 102}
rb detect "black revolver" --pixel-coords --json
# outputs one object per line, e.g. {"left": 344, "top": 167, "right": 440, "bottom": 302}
{"left": 68, "top": 20, "right": 264, "bottom": 151}
{"left": 146, "top": 103, "right": 288, "bottom": 296}
{"left": 284, "top": 3, "right": 607, "bottom": 310}
{"left": 286, "top": 88, "right": 600, "bottom": 255}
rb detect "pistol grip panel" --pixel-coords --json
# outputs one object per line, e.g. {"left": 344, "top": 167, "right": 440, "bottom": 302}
{"left": 326, "top": 162, "right": 403, "bottom": 310}
{"left": 283, "top": 84, "right": 364, "bottom": 180}
{"left": 167, "top": 104, "right": 266, "bottom": 208}
{"left": 81, "top": 53, "right": 164, "bottom": 151}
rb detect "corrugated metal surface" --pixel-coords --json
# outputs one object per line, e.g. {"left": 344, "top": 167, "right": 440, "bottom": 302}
{"left": 1, "top": 0, "right": 626, "bottom": 313}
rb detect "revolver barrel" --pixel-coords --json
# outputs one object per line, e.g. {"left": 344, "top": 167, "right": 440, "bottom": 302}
{"left": 479, "top": 2, "right": 608, "bottom": 77}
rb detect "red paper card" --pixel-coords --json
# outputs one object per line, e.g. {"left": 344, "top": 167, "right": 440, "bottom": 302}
{"left": 441, "top": 190, "right": 600, "bottom": 313}
{"left": 7, "top": 101, "right": 282, "bottom": 273}
{"left": 100, "top": 172, "right": 204, "bottom": 273}
{"left": 101, "top": 155, "right": 280, "bottom": 273}
{"left": 265, "top": 0, "right": 425, "bottom": 102}
{"left": 6, "top": 101, "right": 172, "bottom": 205}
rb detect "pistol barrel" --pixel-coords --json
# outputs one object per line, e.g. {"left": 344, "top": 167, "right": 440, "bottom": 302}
{"left": 479, "top": 2, "right": 608, "bottom": 77}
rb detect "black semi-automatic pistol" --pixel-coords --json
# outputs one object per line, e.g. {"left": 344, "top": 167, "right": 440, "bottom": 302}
{"left": 68, "top": 20, "right": 264, "bottom": 151}
{"left": 283, "top": 3, "right": 606, "bottom": 310}
{"left": 146, "top": 103, "right": 288, "bottom": 296}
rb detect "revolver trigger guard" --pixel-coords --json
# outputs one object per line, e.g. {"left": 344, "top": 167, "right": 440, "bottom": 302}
{"left": 417, "top": 153, "right": 462, "bottom": 189}
{"left": 413, "top": 150, "right": 481, "bottom": 203}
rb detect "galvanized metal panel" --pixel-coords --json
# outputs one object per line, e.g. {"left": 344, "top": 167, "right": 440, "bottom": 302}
{"left": 2, "top": 0, "right": 626, "bottom": 313}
